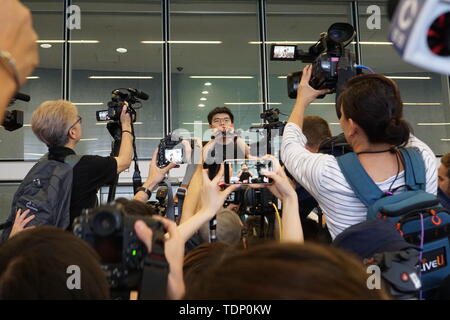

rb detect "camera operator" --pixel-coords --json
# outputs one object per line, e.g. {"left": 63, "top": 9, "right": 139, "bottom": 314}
{"left": 281, "top": 65, "right": 437, "bottom": 239}
{"left": 31, "top": 99, "right": 133, "bottom": 226}
{"left": 0, "top": 0, "right": 39, "bottom": 122}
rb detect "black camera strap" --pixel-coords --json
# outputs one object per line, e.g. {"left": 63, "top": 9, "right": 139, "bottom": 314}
{"left": 160, "top": 179, "right": 175, "bottom": 221}
{"left": 130, "top": 121, "right": 142, "bottom": 194}
{"left": 138, "top": 244, "right": 169, "bottom": 300}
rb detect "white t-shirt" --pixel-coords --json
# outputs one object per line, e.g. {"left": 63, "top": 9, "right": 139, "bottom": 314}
{"left": 281, "top": 122, "right": 438, "bottom": 239}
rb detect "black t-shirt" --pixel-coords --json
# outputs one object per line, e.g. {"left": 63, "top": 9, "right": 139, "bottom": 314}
{"left": 239, "top": 171, "right": 251, "bottom": 182}
{"left": 48, "top": 147, "right": 117, "bottom": 226}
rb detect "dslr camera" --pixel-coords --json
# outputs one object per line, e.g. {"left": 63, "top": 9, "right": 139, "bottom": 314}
{"left": 157, "top": 133, "right": 194, "bottom": 168}
{"left": 96, "top": 88, "right": 149, "bottom": 123}
{"left": 73, "top": 203, "right": 165, "bottom": 290}
{"left": 271, "top": 23, "right": 358, "bottom": 116}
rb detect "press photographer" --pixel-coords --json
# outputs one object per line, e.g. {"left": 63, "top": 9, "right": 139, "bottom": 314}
{"left": 1, "top": 98, "right": 133, "bottom": 240}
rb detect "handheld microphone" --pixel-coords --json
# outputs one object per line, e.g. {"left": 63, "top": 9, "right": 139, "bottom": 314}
{"left": 14, "top": 92, "right": 31, "bottom": 102}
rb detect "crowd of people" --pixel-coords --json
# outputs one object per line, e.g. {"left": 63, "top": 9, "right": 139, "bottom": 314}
{"left": 0, "top": 0, "right": 449, "bottom": 301}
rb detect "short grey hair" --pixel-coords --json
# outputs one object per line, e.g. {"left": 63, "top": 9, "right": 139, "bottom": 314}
{"left": 31, "top": 100, "right": 78, "bottom": 147}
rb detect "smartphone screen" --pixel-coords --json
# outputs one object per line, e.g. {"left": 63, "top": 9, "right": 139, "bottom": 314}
{"left": 224, "top": 159, "right": 273, "bottom": 185}
{"left": 165, "top": 148, "right": 183, "bottom": 164}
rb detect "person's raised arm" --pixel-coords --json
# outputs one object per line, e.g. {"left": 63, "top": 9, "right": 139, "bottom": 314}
{"left": 250, "top": 156, "right": 303, "bottom": 243}
{"left": 0, "top": 0, "right": 39, "bottom": 122}
{"left": 177, "top": 165, "right": 239, "bottom": 243}
{"left": 133, "top": 148, "right": 177, "bottom": 203}
{"left": 114, "top": 105, "right": 133, "bottom": 173}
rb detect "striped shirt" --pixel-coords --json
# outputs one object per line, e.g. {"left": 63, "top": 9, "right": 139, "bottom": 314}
{"left": 281, "top": 122, "right": 438, "bottom": 239}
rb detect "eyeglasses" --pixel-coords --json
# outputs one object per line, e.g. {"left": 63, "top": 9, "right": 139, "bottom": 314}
{"left": 67, "top": 115, "right": 82, "bottom": 135}
{"left": 212, "top": 117, "right": 231, "bottom": 124}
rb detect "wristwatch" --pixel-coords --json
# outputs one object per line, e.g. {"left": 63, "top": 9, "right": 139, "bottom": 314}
{"left": 136, "top": 186, "right": 152, "bottom": 198}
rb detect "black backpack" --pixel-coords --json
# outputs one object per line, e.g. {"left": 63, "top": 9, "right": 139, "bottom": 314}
{"left": 1, "top": 154, "right": 81, "bottom": 240}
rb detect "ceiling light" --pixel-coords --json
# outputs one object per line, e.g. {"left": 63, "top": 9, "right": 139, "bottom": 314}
{"left": 68, "top": 40, "right": 99, "bottom": 44}
{"left": 310, "top": 102, "right": 335, "bottom": 105}
{"left": 135, "top": 137, "right": 163, "bottom": 140}
{"left": 182, "top": 122, "right": 209, "bottom": 125}
{"left": 141, "top": 40, "right": 222, "bottom": 44}
{"left": 116, "top": 48, "right": 128, "bottom": 53}
{"left": 190, "top": 76, "right": 254, "bottom": 79}
{"left": 24, "top": 153, "right": 45, "bottom": 157}
{"left": 36, "top": 40, "right": 65, "bottom": 43}
{"left": 26, "top": 76, "right": 40, "bottom": 80}
{"left": 198, "top": 104, "right": 205, "bottom": 107}
{"left": 404, "top": 103, "right": 441, "bottom": 105}
{"left": 89, "top": 76, "right": 153, "bottom": 79}
{"left": 200, "top": 97, "right": 207, "bottom": 101}
{"left": 387, "top": 76, "right": 432, "bottom": 80}
{"left": 202, "top": 91, "right": 209, "bottom": 94}
{"left": 73, "top": 102, "right": 104, "bottom": 106}
{"left": 40, "top": 44, "right": 52, "bottom": 49}
{"left": 441, "top": 139, "right": 450, "bottom": 141}
{"left": 224, "top": 102, "right": 282, "bottom": 105}
{"left": 250, "top": 41, "right": 393, "bottom": 45}
{"left": 204, "top": 82, "right": 212, "bottom": 86}
{"left": 79, "top": 138, "right": 99, "bottom": 141}
{"left": 417, "top": 123, "right": 450, "bottom": 126}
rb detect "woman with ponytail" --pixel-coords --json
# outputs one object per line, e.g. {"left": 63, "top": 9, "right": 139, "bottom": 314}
{"left": 281, "top": 66, "right": 437, "bottom": 239}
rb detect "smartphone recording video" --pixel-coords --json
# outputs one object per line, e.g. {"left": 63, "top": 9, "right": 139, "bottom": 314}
{"left": 270, "top": 45, "right": 297, "bottom": 61}
{"left": 224, "top": 159, "right": 273, "bottom": 185}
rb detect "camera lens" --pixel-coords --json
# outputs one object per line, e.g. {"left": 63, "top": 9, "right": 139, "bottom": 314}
{"left": 91, "top": 210, "right": 122, "bottom": 237}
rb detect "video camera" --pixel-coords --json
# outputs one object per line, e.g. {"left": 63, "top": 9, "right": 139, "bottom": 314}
{"left": 73, "top": 202, "right": 166, "bottom": 290}
{"left": 2, "top": 92, "right": 30, "bottom": 132}
{"left": 96, "top": 88, "right": 149, "bottom": 123}
{"left": 364, "top": 248, "right": 422, "bottom": 300}
{"left": 270, "top": 22, "right": 358, "bottom": 114}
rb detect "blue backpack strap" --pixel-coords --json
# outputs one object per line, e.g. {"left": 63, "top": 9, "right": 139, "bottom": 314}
{"left": 336, "top": 152, "right": 385, "bottom": 207}
{"left": 399, "top": 147, "right": 426, "bottom": 191}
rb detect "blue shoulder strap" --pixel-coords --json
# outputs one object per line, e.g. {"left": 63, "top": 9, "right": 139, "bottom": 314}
{"left": 336, "top": 152, "right": 384, "bottom": 207}
{"left": 399, "top": 147, "right": 426, "bottom": 191}
{"left": 337, "top": 147, "right": 427, "bottom": 207}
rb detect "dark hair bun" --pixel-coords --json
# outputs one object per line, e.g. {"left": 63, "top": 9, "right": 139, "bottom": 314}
{"left": 384, "top": 118, "right": 410, "bottom": 146}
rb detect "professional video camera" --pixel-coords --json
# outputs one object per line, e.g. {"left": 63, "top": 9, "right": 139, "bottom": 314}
{"left": 250, "top": 108, "right": 287, "bottom": 158}
{"left": 271, "top": 22, "right": 358, "bottom": 116}
{"left": 73, "top": 202, "right": 166, "bottom": 290}
{"left": 2, "top": 92, "right": 30, "bottom": 132}
{"left": 96, "top": 88, "right": 149, "bottom": 123}
{"left": 364, "top": 248, "right": 422, "bottom": 300}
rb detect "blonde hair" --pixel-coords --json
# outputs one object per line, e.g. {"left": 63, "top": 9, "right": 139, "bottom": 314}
{"left": 31, "top": 100, "right": 78, "bottom": 147}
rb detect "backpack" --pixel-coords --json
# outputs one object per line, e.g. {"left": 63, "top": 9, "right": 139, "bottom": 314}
{"left": 1, "top": 153, "right": 82, "bottom": 241}
{"left": 337, "top": 147, "right": 450, "bottom": 299}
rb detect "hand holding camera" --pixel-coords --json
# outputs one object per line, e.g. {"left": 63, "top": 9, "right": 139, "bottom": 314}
{"left": 296, "top": 65, "right": 332, "bottom": 108}
{"left": 201, "top": 164, "right": 240, "bottom": 216}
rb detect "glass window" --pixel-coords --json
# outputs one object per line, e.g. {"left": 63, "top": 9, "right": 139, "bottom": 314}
{"left": 358, "top": 1, "right": 450, "bottom": 155}
{"left": 0, "top": 0, "right": 63, "bottom": 160}
{"left": 170, "top": 0, "right": 262, "bottom": 145}
{"left": 266, "top": 0, "right": 353, "bottom": 137}
{"left": 70, "top": 0, "right": 163, "bottom": 159}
